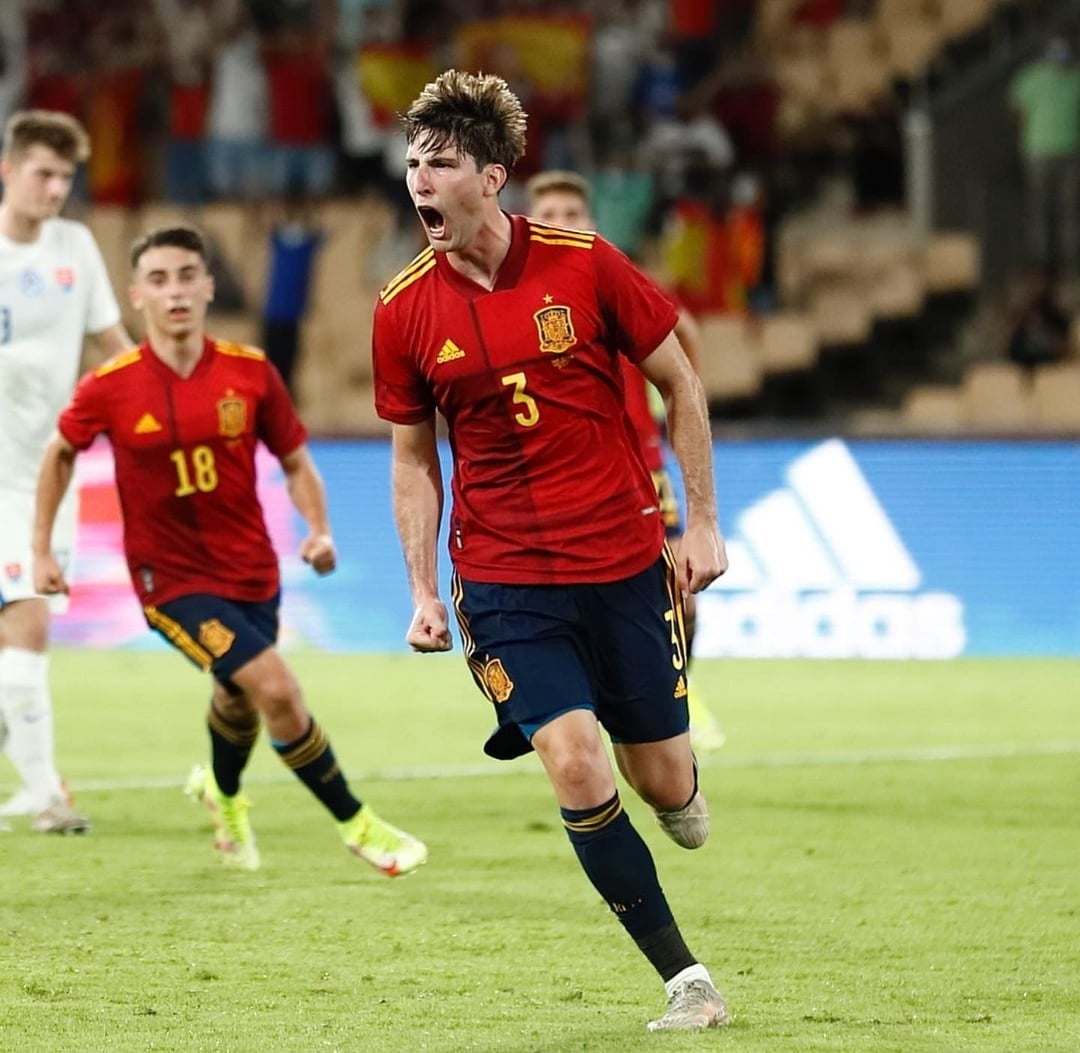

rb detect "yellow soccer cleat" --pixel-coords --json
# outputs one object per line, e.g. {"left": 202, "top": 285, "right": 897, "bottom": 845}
{"left": 339, "top": 805, "right": 428, "bottom": 878}
{"left": 184, "top": 764, "right": 260, "bottom": 871}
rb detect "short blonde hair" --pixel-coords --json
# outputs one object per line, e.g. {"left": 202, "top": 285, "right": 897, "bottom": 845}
{"left": 525, "top": 170, "right": 590, "bottom": 206}
{"left": 3, "top": 110, "right": 90, "bottom": 164}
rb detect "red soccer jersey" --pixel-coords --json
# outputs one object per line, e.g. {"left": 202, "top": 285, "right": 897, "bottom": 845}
{"left": 373, "top": 214, "right": 679, "bottom": 584}
{"left": 58, "top": 338, "right": 307, "bottom": 606}
{"left": 619, "top": 356, "right": 665, "bottom": 473}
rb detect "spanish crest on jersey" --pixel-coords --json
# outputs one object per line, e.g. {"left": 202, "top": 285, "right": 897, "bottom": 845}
{"left": 217, "top": 394, "right": 247, "bottom": 437}
{"left": 534, "top": 304, "right": 576, "bottom": 354}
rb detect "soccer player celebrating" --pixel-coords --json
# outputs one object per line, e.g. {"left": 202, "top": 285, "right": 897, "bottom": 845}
{"left": 0, "top": 110, "right": 133, "bottom": 834}
{"left": 33, "top": 225, "right": 427, "bottom": 877}
{"left": 525, "top": 169, "right": 727, "bottom": 752}
{"left": 373, "top": 71, "right": 731, "bottom": 1030}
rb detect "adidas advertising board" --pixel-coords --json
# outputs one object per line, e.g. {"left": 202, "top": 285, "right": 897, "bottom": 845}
{"left": 58, "top": 438, "right": 1080, "bottom": 656}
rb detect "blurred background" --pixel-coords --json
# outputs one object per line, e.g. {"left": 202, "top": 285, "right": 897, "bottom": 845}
{"left": 6, "top": 0, "right": 1077, "bottom": 656}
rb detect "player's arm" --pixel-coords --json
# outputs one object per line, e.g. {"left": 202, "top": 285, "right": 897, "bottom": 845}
{"left": 638, "top": 331, "right": 729, "bottom": 593}
{"left": 84, "top": 322, "right": 135, "bottom": 365}
{"left": 391, "top": 417, "right": 452, "bottom": 653}
{"left": 673, "top": 308, "right": 701, "bottom": 372}
{"left": 32, "top": 432, "right": 80, "bottom": 595}
{"left": 279, "top": 443, "right": 336, "bottom": 575}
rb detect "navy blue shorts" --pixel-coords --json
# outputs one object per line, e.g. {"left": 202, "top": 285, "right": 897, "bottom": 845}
{"left": 452, "top": 548, "right": 690, "bottom": 760}
{"left": 143, "top": 592, "right": 280, "bottom": 687}
{"left": 651, "top": 468, "right": 685, "bottom": 538}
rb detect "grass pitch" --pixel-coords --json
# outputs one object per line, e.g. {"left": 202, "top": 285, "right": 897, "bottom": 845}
{"left": 1, "top": 651, "right": 1078, "bottom": 1052}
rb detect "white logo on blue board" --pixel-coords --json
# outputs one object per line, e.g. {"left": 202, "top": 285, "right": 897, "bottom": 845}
{"left": 19, "top": 268, "right": 44, "bottom": 296}
{"left": 696, "top": 439, "right": 967, "bottom": 659}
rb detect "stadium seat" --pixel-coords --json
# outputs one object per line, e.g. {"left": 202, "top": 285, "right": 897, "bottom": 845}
{"left": 960, "top": 361, "right": 1033, "bottom": 430}
{"left": 756, "top": 313, "right": 819, "bottom": 374}
{"left": 696, "top": 314, "right": 764, "bottom": 401}
{"left": 900, "top": 383, "right": 964, "bottom": 432}
{"left": 1030, "top": 361, "right": 1080, "bottom": 432}
{"left": 935, "top": 0, "right": 1000, "bottom": 41}
{"left": 923, "top": 232, "right": 981, "bottom": 293}
{"left": 868, "top": 260, "right": 926, "bottom": 319}
{"left": 807, "top": 283, "right": 874, "bottom": 346}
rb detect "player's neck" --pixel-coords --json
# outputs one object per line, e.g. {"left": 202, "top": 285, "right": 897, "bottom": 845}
{"left": 0, "top": 204, "right": 44, "bottom": 244}
{"left": 446, "top": 211, "right": 512, "bottom": 291}
{"left": 146, "top": 329, "right": 206, "bottom": 378}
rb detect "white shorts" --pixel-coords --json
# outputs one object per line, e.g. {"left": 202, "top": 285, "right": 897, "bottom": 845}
{"left": 0, "top": 488, "right": 77, "bottom": 614}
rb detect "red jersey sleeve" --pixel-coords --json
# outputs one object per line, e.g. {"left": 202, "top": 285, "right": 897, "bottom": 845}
{"left": 372, "top": 299, "right": 437, "bottom": 424}
{"left": 58, "top": 371, "right": 109, "bottom": 451}
{"left": 256, "top": 357, "right": 309, "bottom": 457}
{"left": 593, "top": 238, "right": 679, "bottom": 365}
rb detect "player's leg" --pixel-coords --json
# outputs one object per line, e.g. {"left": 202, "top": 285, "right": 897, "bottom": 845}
{"left": 454, "top": 574, "right": 727, "bottom": 1030}
{"left": 150, "top": 592, "right": 425, "bottom": 875}
{"left": 0, "top": 596, "right": 88, "bottom": 833}
{"left": 229, "top": 646, "right": 427, "bottom": 876}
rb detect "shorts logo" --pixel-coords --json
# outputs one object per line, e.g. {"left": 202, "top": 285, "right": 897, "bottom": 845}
{"left": 217, "top": 396, "right": 247, "bottom": 438}
{"left": 673, "top": 675, "right": 687, "bottom": 699}
{"left": 198, "top": 618, "right": 236, "bottom": 658}
{"left": 534, "top": 305, "right": 576, "bottom": 354}
{"left": 483, "top": 658, "right": 514, "bottom": 703}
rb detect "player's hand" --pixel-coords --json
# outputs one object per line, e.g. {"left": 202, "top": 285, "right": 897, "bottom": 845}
{"left": 300, "top": 533, "right": 336, "bottom": 575}
{"left": 676, "top": 521, "right": 728, "bottom": 595}
{"left": 406, "top": 597, "right": 453, "bottom": 652}
{"left": 33, "top": 553, "right": 70, "bottom": 597}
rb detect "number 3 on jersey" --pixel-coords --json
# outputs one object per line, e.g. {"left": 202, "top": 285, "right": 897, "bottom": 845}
{"left": 501, "top": 371, "right": 539, "bottom": 428}
{"left": 170, "top": 445, "right": 218, "bottom": 496}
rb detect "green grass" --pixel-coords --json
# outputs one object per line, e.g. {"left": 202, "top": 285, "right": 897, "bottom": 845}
{"left": 1, "top": 652, "right": 1078, "bottom": 1052}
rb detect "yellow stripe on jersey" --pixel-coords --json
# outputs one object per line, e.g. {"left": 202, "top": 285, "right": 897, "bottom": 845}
{"left": 144, "top": 606, "right": 213, "bottom": 670}
{"left": 214, "top": 340, "right": 266, "bottom": 361}
{"left": 380, "top": 248, "right": 437, "bottom": 305}
{"left": 527, "top": 221, "right": 595, "bottom": 249}
{"left": 94, "top": 347, "right": 143, "bottom": 377}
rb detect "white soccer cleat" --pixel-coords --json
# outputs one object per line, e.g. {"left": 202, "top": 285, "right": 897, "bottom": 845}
{"left": 32, "top": 798, "right": 91, "bottom": 835}
{"left": 654, "top": 789, "right": 710, "bottom": 849}
{"left": 647, "top": 978, "right": 731, "bottom": 1031}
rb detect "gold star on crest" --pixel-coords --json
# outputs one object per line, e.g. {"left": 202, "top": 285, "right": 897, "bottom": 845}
{"left": 543, "top": 294, "right": 553, "bottom": 304}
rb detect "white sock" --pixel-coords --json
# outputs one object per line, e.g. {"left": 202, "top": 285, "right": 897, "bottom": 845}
{"left": 0, "top": 648, "right": 63, "bottom": 811}
{"left": 664, "top": 963, "right": 712, "bottom": 999}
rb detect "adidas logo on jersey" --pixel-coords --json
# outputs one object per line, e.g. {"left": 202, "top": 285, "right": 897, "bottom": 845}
{"left": 695, "top": 440, "right": 966, "bottom": 659}
{"left": 134, "top": 412, "right": 163, "bottom": 434}
{"left": 436, "top": 339, "right": 466, "bottom": 364}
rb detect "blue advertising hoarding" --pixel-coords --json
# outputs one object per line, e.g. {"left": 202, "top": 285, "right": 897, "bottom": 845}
{"left": 55, "top": 438, "right": 1079, "bottom": 657}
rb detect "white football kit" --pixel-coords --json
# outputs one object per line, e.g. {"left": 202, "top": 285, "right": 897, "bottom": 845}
{"left": 0, "top": 217, "right": 121, "bottom": 609}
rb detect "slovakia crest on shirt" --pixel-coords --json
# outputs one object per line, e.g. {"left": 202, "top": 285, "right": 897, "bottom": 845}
{"left": 19, "top": 268, "right": 44, "bottom": 296}
{"left": 534, "top": 304, "right": 576, "bottom": 354}
{"left": 55, "top": 267, "right": 75, "bottom": 291}
{"left": 217, "top": 396, "right": 247, "bottom": 438}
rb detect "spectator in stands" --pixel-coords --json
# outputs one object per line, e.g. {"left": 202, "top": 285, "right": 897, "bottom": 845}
{"left": 151, "top": 0, "right": 214, "bottom": 205}
{"left": 1009, "top": 35, "right": 1080, "bottom": 274}
{"left": 1006, "top": 267, "right": 1070, "bottom": 377}
{"left": 260, "top": 189, "right": 324, "bottom": 396}
{"left": 205, "top": 0, "right": 269, "bottom": 200}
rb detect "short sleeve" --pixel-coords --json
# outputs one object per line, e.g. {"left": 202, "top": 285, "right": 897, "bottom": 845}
{"left": 58, "top": 371, "right": 109, "bottom": 451}
{"left": 372, "top": 299, "right": 437, "bottom": 423}
{"left": 592, "top": 237, "right": 679, "bottom": 364}
{"left": 257, "top": 359, "right": 309, "bottom": 457}
{"left": 77, "top": 224, "right": 123, "bottom": 335}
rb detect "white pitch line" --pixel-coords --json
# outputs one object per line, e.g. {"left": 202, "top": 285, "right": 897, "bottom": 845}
{"left": 16, "top": 740, "right": 1080, "bottom": 796}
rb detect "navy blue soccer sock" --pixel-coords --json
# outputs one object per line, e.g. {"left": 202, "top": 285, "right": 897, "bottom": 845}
{"left": 272, "top": 718, "right": 362, "bottom": 822}
{"left": 562, "top": 792, "right": 697, "bottom": 981}
{"left": 207, "top": 702, "right": 260, "bottom": 796}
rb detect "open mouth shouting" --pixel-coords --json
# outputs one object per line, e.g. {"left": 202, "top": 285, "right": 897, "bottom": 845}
{"left": 417, "top": 205, "right": 446, "bottom": 240}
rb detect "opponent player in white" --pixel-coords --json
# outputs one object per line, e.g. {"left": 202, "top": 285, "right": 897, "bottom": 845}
{"left": 0, "top": 110, "right": 131, "bottom": 833}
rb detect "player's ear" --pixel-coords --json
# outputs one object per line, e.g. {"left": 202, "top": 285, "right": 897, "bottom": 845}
{"left": 485, "top": 163, "right": 507, "bottom": 197}
{"left": 128, "top": 284, "right": 143, "bottom": 311}
{"left": 206, "top": 273, "right": 215, "bottom": 303}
